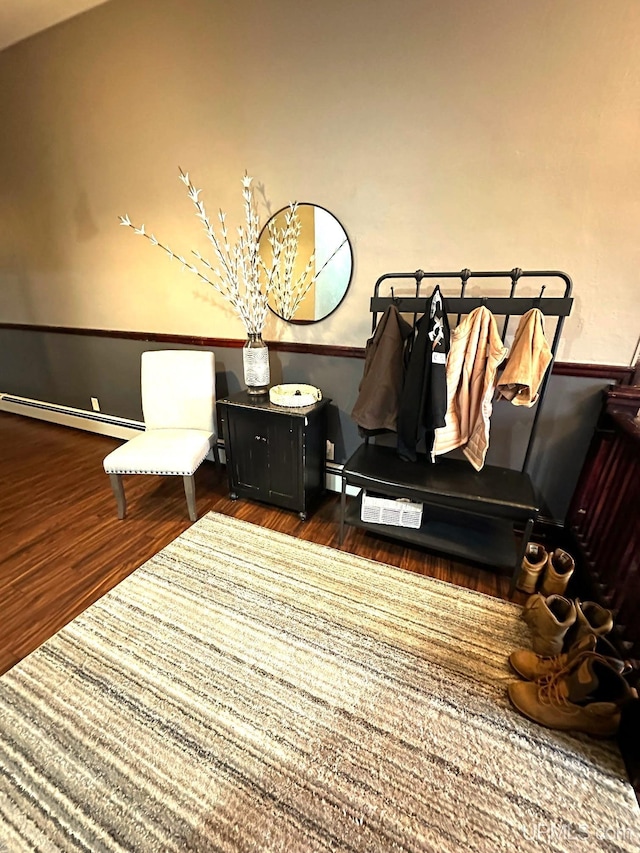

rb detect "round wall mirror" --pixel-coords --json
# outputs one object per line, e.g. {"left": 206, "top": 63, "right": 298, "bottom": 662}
{"left": 258, "top": 203, "right": 353, "bottom": 324}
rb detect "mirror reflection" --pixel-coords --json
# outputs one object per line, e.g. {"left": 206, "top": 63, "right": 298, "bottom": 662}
{"left": 259, "top": 203, "right": 353, "bottom": 324}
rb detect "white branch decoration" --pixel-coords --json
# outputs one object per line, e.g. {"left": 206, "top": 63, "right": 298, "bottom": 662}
{"left": 264, "top": 205, "right": 316, "bottom": 321}
{"left": 119, "top": 170, "right": 317, "bottom": 335}
{"left": 264, "top": 209, "right": 348, "bottom": 321}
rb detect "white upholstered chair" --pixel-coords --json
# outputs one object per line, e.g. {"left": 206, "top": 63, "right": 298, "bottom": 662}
{"left": 103, "top": 350, "right": 219, "bottom": 521}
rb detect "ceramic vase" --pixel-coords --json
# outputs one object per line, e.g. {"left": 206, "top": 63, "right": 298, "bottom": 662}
{"left": 242, "top": 333, "right": 270, "bottom": 394}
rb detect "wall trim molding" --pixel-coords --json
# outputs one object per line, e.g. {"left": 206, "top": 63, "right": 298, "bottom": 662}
{"left": 0, "top": 322, "right": 634, "bottom": 381}
{"left": 550, "top": 361, "right": 635, "bottom": 383}
{"left": 0, "top": 323, "right": 363, "bottom": 360}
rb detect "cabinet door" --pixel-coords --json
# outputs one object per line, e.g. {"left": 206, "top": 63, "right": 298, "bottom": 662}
{"left": 229, "top": 410, "right": 270, "bottom": 498}
{"left": 266, "top": 416, "right": 301, "bottom": 510}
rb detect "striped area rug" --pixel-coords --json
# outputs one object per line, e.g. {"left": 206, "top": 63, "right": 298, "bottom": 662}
{"left": 1, "top": 512, "right": 638, "bottom": 852}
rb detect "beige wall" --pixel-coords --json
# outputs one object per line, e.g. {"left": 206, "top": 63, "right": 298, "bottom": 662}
{"left": 0, "top": 0, "right": 639, "bottom": 365}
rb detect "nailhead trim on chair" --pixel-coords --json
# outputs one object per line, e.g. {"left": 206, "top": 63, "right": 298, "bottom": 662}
{"left": 106, "top": 468, "right": 197, "bottom": 475}
{"left": 104, "top": 450, "right": 210, "bottom": 477}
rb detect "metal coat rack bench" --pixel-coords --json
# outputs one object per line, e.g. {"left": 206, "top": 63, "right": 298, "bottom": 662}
{"left": 339, "top": 267, "right": 574, "bottom": 596}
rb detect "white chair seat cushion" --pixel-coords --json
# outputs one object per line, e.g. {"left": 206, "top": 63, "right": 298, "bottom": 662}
{"left": 103, "top": 429, "right": 213, "bottom": 476}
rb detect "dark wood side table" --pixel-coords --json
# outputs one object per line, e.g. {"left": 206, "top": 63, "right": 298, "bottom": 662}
{"left": 218, "top": 391, "right": 331, "bottom": 519}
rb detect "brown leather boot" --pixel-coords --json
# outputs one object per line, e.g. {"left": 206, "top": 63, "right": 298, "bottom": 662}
{"left": 562, "top": 599, "right": 614, "bottom": 651}
{"left": 540, "top": 548, "right": 575, "bottom": 596}
{"left": 509, "top": 633, "right": 628, "bottom": 681}
{"left": 507, "top": 652, "right": 636, "bottom": 737}
{"left": 522, "top": 594, "right": 576, "bottom": 656}
{"left": 516, "top": 542, "right": 547, "bottom": 593}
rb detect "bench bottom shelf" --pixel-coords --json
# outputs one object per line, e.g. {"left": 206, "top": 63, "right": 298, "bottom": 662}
{"left": 343, "top": 496, "right": 523, "bottom": 581}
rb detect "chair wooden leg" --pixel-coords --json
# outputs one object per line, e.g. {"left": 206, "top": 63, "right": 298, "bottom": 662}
{"left": 183, "top": 474, "right": 197, "bottom": 522}
{"left": 212, "top": 442, "right": 221, "bottom": 469}
{"left": 108, "top": 474, "right": 127, "bottom": 519}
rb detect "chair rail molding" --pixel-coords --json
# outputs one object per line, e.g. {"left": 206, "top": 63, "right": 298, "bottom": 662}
{"left": 0, "top": 322, "right": 635, "bottom": 380}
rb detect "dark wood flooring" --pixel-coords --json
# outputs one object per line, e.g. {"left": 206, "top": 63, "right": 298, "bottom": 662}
{"left": 0, "top": 411, "right": 527, "bottom": 676}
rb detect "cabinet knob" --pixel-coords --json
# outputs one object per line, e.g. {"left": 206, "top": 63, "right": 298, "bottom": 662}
{"left": 255, "top": 435, "right": 267, "bottom": 442}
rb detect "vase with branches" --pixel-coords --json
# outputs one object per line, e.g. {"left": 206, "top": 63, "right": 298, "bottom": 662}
{"left": 119, "top": 169, "right": 318, "bottom": 392}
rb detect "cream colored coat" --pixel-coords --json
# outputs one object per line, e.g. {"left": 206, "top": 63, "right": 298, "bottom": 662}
{"left": 432, "top": 306, "right": 508, "bottom": 471}
{"left": 496, "top": 308, "right": 552, "bottom": 407}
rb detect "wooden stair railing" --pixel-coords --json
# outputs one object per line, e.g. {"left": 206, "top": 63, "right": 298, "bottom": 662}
{"left": 566, "top": 383, "right": 640, "bottom": 796}
{"left": 567, "top": 385, "right": 640, "bottom": 654}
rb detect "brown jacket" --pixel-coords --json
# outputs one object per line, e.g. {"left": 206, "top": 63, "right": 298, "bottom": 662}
{"left": 351, "top": 305, "right": 412, "bottom": 432}
{"left": 432, "top": 306, "right": 507, "bottom": 471}
{"left": 496, "top": 308, "right": 552, "bottom": 407}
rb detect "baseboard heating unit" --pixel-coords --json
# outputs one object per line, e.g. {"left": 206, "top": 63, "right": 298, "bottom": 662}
{"left": 0, "top": 394, "right": 143, "bottom": 441}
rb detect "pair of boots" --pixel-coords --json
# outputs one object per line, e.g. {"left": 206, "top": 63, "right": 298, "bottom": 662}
{"left": 506, "top": 595, "right": 634, "bottom": 737}
{"left": 521, "top": 593, "right": 613, "bottom": 656}
{"left": 516, "top": 542, "right": 575, "bottom": 596}
{"left": 507, "top": 642, "right": 635, "bottom": 738}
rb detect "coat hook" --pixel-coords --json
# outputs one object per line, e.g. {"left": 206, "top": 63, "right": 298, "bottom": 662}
{"left": 457, "top": 269, "right": 471, "bottom": 324}
{"left": 535, "top": 284, "right": 546, "bottom": 308}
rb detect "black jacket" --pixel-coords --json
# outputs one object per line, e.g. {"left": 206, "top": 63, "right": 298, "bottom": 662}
{"left": 397, "top": 285, "right": 450, "bottom": 462}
